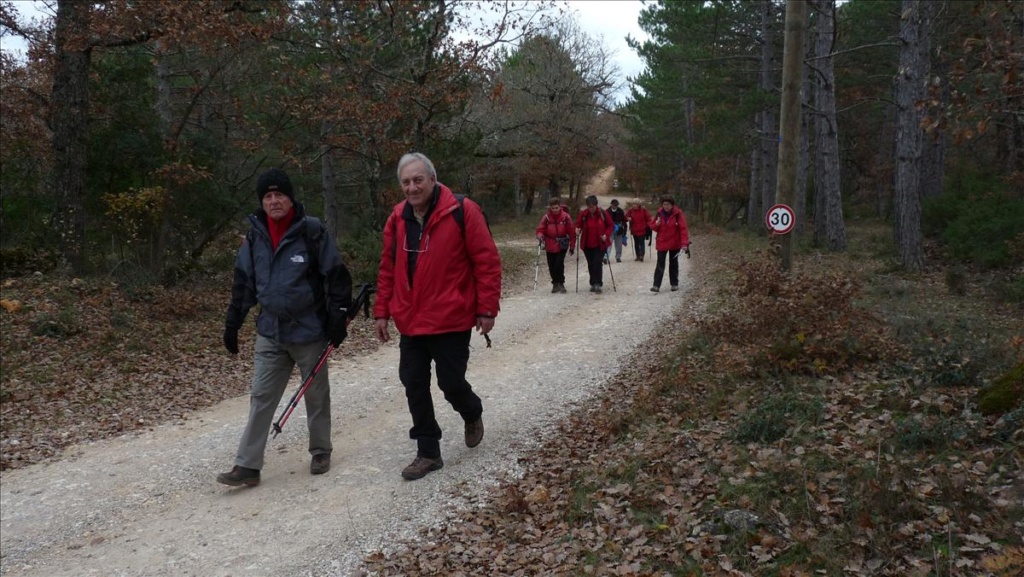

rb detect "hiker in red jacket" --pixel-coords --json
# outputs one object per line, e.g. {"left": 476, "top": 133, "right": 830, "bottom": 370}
{"left": 374, "top": 152, "right": 501, "bottom": 481}
{"left": 575, "top": 195, "right": 613, "bottom": 294}
{"left": 625, "top": 198, "right": 653, "bottom": 262}
{"left": 536, "top": 197, "right": 577, "bottom": 293}
{"left": 650, "top": 196, "right": 689, "bottom": 293}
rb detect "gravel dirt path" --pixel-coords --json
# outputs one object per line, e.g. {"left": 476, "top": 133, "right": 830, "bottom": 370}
{"left": 1, "top": 189, "right": 698, "bottom": 577}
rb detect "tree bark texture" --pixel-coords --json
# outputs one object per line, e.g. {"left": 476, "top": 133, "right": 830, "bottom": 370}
{"left": 812, "top": 0, "right": 846, "bottom": 252}
{"left": 796, "top": 52, "right": 810, "bottom": 238}
{"left": 49, "top": 0, "right": 92, "bottom": 272}
{"left": 759, "top": 0, "right": 779, "bottom": 217}
{"left": 320, "top": 140, "right": 340, "bottom": 238}
{"left": 894, "top": 0, "right": 927, "bottom": 271}
{"left": 748, "top": 146, "right": 761, "bottom": 230}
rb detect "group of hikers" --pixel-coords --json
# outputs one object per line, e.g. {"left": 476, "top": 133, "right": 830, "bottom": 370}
{"left": 535, "top": 194, "right": 691, "bottom": 294}
{"left": 216, "top": 154, "right": 688, "bottom": 488}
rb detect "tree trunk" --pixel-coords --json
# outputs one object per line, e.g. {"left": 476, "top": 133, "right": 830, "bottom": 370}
{"left": 748, "top": 146, "right": 761, "bottom": 230}
{"left": 153, "top": 43, "right": 174, "bottom": 277}
{"left": 49, "top": 0, "right": 92, "bottom": 273}
{"left": 921, "top": 53, "right": 947, "bottom": 199}
{"left": 796, "top": 28, "right": 811, "bottom": 238}
{"left": 813, "top": 0, "right": 846, "bottom": 252}
{"left": 759, "top": 0, "right": 778, "bottom": 216}
{"left": 893, "top": 0, "right": 927, "bottom": 271}
{"left": 321, "top": 142, "right": 340, "bottom": 238}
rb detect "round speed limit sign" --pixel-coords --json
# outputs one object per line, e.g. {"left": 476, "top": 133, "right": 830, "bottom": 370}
{"left": 765, "top": 204, "right": 795, "bottom": 234}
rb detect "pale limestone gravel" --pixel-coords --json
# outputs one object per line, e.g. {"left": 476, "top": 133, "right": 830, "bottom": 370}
{"left": 1, "top": 230, "right": 703, "bottom": 577}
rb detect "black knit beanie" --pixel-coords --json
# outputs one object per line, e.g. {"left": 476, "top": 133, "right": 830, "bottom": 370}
{"left": 256, "top": 168, "right": 295, "bottom": 203}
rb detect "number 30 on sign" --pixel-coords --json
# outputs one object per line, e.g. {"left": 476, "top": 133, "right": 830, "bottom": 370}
{"left": 765, "top": 204, "right": 795, "bottom": 234}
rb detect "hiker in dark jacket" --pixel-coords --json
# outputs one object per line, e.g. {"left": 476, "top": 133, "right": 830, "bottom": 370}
{"left": 535, "top": 196, "right": 577, "bottom": 293}
{"left": 575, "top": 195, "right": 613, "bottom": 294}
{"left": 606, "top": 199, "right": 628, "bottom": 263}
{"left": 374, "top": 152, "right": 501, "bottom": 481}
{"left": 218, "top": 168, "right": 352, "bottom": 488}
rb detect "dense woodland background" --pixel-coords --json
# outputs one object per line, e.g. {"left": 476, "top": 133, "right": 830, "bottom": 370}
{"left": 2, "top": 2, "right": 1023, "bottom": 574}
{"left": 0, "top": 0, "right": 1020, "bottom": 286}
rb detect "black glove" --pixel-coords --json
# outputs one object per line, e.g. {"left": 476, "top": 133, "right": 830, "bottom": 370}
{"left": 223, "top": 326, "right": 239, "bottom": 355}
{"left": 327, "top": 311, "right": 348, "bottom": 347}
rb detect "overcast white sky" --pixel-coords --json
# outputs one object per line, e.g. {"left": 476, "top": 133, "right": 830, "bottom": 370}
{"left": 1, "top": 0, "right": 648, "bottom": 99}
{"left": 566, "top": 0, "right": 648, "bottom": 81}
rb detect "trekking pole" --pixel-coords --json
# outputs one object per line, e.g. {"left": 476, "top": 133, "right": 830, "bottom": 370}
{"left": 575, "top": 237, "right": 580, "bottom": 293}
{"left": 271, "top": 283, "right": 376, "bottom": 438}
{"left": 606, "top": 250, "right": 617, "bottom": 292}
{"left": 533, "top": 240, "right": 541, "bottom": 293}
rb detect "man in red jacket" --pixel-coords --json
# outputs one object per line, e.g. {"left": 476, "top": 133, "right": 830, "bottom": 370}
{"left": 374, "top": 152, "right": 502, "bottom": 480}
{"left": 650, "top": 196, "right": 690, "bottom": 292}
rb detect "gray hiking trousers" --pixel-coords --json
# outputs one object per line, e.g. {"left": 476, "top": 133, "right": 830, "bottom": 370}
{"left": 234, "top": 335, "right": 332, "bottom": 470}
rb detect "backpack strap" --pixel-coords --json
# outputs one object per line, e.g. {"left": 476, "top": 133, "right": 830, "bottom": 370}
{"left": 304, "top": 216, "right": 323, "bottom": 274}
{"left": 453, "top": 194, "right": 466, "bottom": 237}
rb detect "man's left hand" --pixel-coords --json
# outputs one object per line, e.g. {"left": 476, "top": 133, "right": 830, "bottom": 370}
{"left": 327, "top": 312, "right": 348, "bottom": 347}
{"left": 476, "top": 316, "right": 495, "bottom": 335}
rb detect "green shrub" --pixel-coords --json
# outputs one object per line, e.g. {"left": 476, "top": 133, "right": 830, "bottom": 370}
{"left": 731, "top": 393, "right": 823, "bottom": 444}
{"left": 31, "top": 308, "right": 81, "bottom": 339}
{"left": 944, "top": 265, "right": 968, "bottom": 296}
{"left": 892, "top": 416, "right": 969, "bottom": 452}
{"left": 923, "top": 176, "right": 1024, "bottom": 269}
{"left": 977, "top": 361, "right": 1024, "bottom": 416}
{"left": 0, "top": 247, "right": 59, "bottom": 278}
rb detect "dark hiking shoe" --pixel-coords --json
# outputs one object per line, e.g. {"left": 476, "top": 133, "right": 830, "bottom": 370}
{"left": 639, "top": 256, "right": 644, "bottom": 262}
{"left": 217, "top": 465, "right": 260, "bottom": 487}
{"left": 589, "top": 285, "right": 596, "bottom": 292}
{"left": 401, "top": 456, "right": 444, "bottom": 480}
{"left": 671, "top": 285, "right": 679, "bottom": 292}
{"left": 594, "top": 286, "right": 603, "bottom": 294}
{"left": 616, "top": 257, "right": 621, "bottom": 262}
{"left": 650, "top": 286, "right": 659, "bottom": 293}
{"left": 551, "top": 284, "right": 559, "bottom": 293}
{"left": 465, "top": 417, "right": 484, "bottom": 448}
{"left": 310, "top": 453, "right": 330, "bottom": 475}
{"left": 558, "top": 284, "right": 567, "bottom": 293}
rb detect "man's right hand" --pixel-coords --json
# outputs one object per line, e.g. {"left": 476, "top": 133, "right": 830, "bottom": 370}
{"left": 223, "top": 327, "right": 239, "bottom": 355}
{"left": 374, "top": 318, "right": 391, "bottom": 344}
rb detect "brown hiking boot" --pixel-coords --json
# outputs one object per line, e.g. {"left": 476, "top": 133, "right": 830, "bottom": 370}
{"left": 401, "top": 456, "right": 443, "bottom": 480}
{"left": 217, "top": 465, "right": 260, "bottom": 487}
{"left": 465, "top": 417, "right": 484, "bottom": 448}
{"left": 310, "top": 453, "right": 330, "bottom": 475}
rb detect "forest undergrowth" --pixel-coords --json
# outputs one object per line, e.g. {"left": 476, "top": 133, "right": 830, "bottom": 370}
{"left": 1, "top": 222, "right": 1022, "bottom": 576}
{"left": 365, "top": 224, "right": 1024, "bottom": 576}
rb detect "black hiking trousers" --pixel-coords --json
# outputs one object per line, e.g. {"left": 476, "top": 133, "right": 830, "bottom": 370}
{"left": 399, "top": 330, "right": 482, "bottom": 459}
